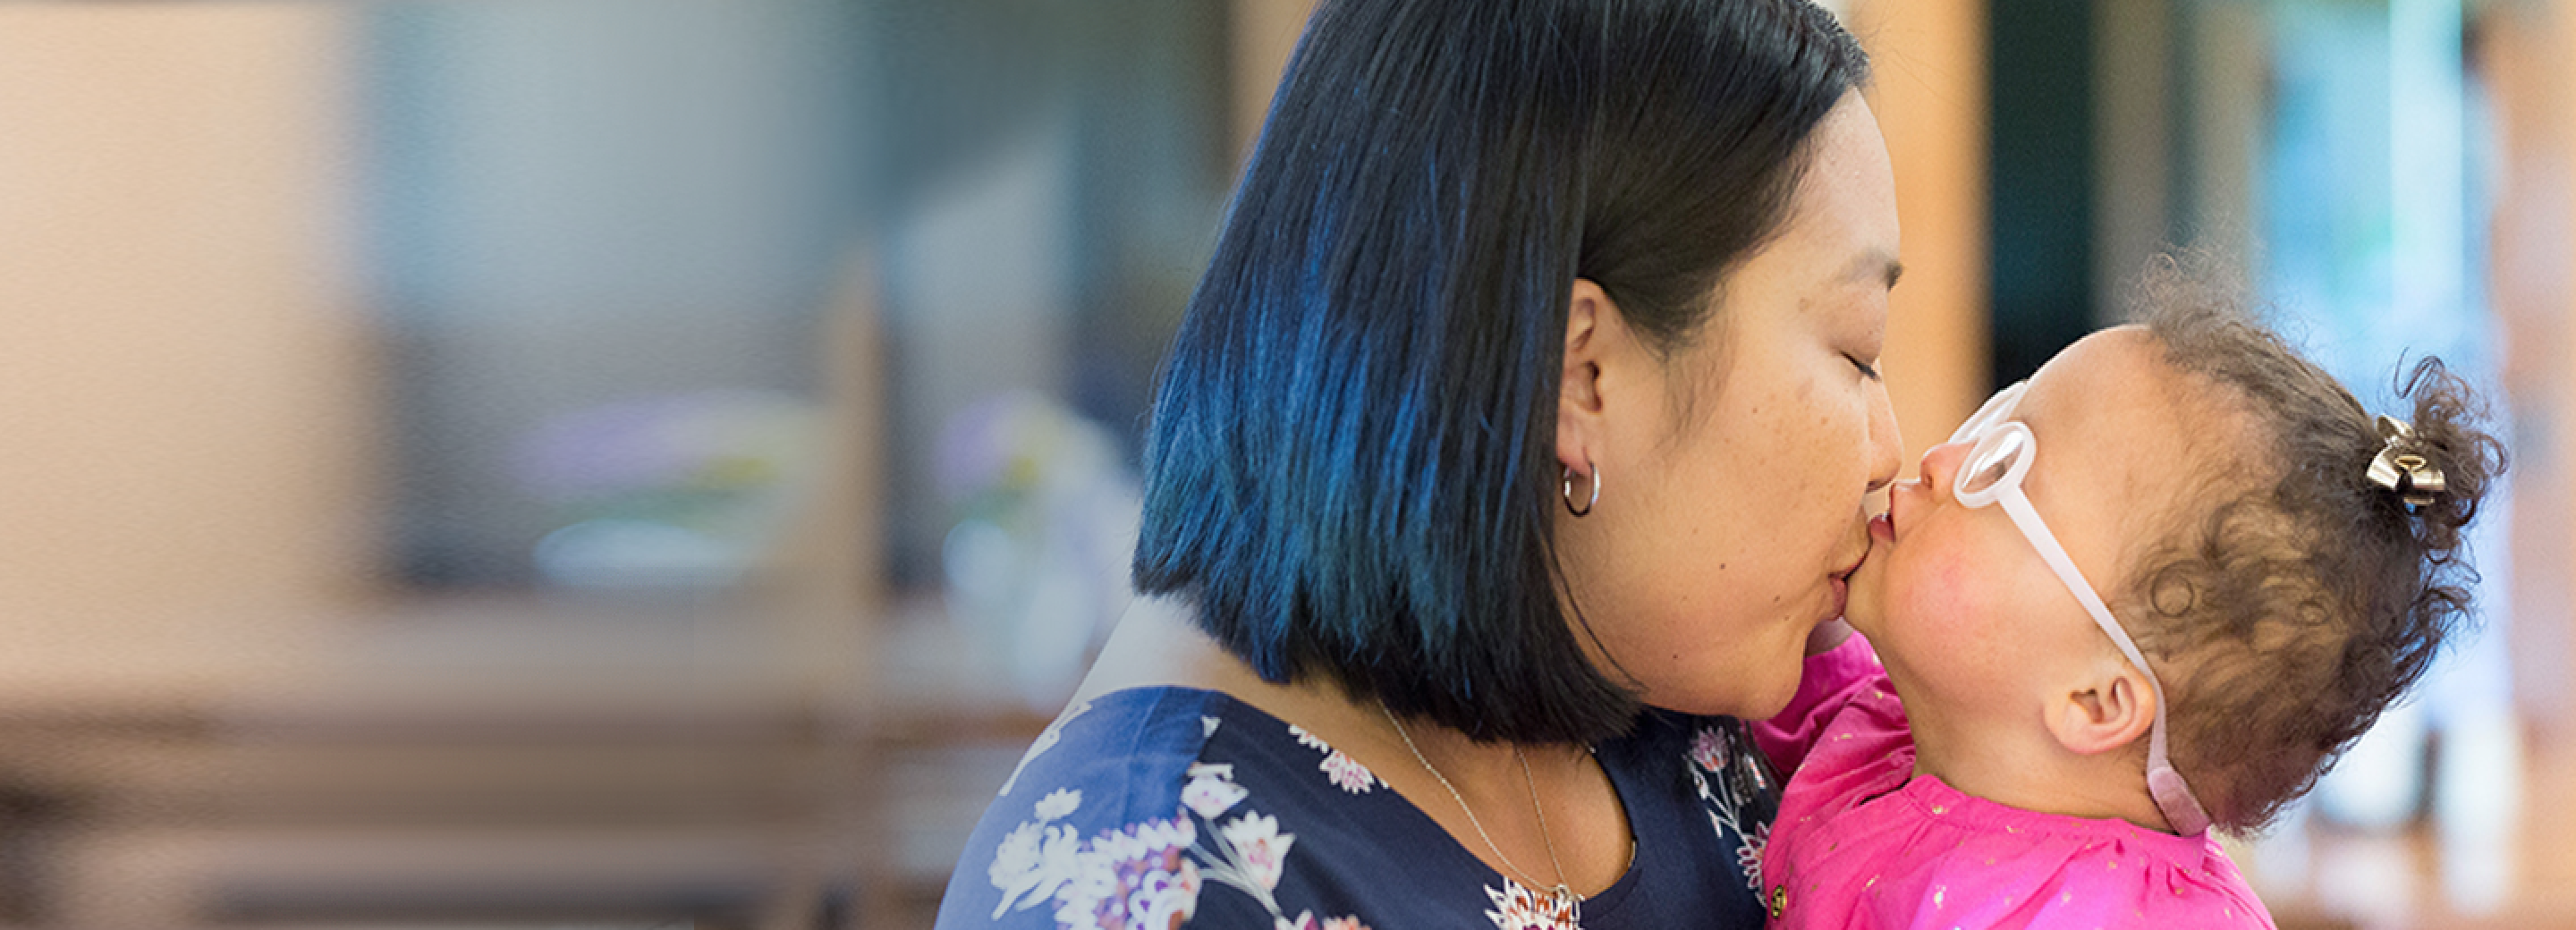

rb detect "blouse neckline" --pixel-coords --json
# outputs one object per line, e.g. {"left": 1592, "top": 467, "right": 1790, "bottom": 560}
{"left": 1105, "top": 683, "right": 1655, "bottom": 914}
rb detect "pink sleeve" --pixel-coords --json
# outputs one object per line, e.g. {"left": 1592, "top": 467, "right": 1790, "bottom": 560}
{"left": 1751, "top": 633, "right": 1886, "bottom": 774}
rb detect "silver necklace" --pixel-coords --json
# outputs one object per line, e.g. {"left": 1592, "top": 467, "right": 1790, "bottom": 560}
{"left": 1377, "top": 698, "right": 1579, "bottom": 921}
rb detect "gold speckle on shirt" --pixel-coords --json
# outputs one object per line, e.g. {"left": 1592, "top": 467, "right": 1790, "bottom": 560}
{"left": 1866, "top": 875, "right": 1878, "bottom": 889}
{"left": 1934, "top": 886, "right": 1945, "bottom": 909}
{"left": 2061, "top": 892, "right": 2074, "bottom": 904}
{"left": 1930, "top": 805, "right": 1948, "bottom": 815}
{"left": 2005, "top": 824, "right": 2020, "bottom": 833}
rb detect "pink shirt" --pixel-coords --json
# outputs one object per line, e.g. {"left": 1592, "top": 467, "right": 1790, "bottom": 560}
{"left": 1750, "top": 635, "right": 2275, "bottom": 929}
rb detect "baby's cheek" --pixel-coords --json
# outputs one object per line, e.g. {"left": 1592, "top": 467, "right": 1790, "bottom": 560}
{"left": 1892, "top": 546, "right": 1989, "bottom": 640}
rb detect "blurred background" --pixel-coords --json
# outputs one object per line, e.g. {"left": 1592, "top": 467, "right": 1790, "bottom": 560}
{"left": 0, "top": 0, "right": 2564, "bottom": 927}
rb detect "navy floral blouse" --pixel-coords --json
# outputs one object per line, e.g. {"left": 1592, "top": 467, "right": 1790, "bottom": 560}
{"left": 933, "top": 687, "right": 1780, "bottom": 930}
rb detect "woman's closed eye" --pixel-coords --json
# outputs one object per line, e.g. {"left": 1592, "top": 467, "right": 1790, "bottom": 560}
{"left": 1847, "top": 354, "right": 1883, "bottom": 381}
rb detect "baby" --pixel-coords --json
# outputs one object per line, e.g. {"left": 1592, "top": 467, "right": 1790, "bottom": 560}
{"left": 1753, "top": 269, "right": 2504, "bottom": 929}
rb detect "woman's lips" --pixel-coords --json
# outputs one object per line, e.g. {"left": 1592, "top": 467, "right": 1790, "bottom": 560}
{"left": 1868, "top": 512, "right": 1894, "bottom": 543}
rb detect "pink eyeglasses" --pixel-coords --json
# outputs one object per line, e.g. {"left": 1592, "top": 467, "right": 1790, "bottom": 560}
{"left": 1945, "top": 381, "right": 2213, "bottom": 836}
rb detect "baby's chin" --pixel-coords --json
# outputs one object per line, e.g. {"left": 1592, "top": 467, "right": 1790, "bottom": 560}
{"left": 1841, "top": 564, "right": 1888, "bottom": 637}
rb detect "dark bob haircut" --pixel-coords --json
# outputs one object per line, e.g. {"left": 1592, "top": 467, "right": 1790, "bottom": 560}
{"left": 1133, "top": 0, "right": 1870, "bottom": 744}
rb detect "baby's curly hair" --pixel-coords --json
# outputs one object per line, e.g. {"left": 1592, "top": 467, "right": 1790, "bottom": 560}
{"left": 2118, "top": 258, "right": 2506, "bottom": 833}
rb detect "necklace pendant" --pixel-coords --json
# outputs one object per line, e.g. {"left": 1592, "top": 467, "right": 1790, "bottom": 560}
{"left": 1553, "top": 884, "right": 1580, "bottom": 929}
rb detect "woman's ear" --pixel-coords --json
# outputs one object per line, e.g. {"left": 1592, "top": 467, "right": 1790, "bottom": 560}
{"left": 2046, "top": 662, "right": 2157, "bottom": 757}
{"left": 1558, "top": 278, "right": 1616, "bottom": 472}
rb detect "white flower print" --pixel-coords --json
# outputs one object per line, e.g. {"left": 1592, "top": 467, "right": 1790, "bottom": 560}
{"left": 1318, "top": 751, "right": 1377, "bottom": 793}
{"left": 988, "top": 817, "right": 1083, "bottom": 918}
{"left": 1288, "top": 723, "right": 1331, "bottom": 753}
{"left": 1182, "top": 764, "right": 1250, "bottom": 820}
{"left": 1123, "top": 862, "right": 1203, "bottom": 930}
{"left": 1692, "top": 727, "right": 1748, "bottom": 840}
{"left": 1735, "top": 821, "right": 1769, "bottom": 892}
{"left": 1037, "top": 788, "right": 1083, "bottom": 823}
{"left": 1191, "top": 805, "right": 1296, "bottom": 917}
{"left": 1204, "top": 715, "right": 1222, "bottom": 738}
{"left": 1054, "top": 814, "right": 1201, "bottom": 930}
{"left": 1483, "top": 878, "right": 1578, "bottom": 930}
{"left": 1686, "top": 719, "right": 1777, "bottom": 896}
{"left": 1287, "top": 723, "right": 1380, "bottom": 792}
{"left": 1218, "top": 812, "right": 1296, "bottom": 892}
{"left": 988, "top": 716, "right": 1369, "bottom": 930}
{"left": 1275, "top": 913, "right": 1375, "bottom": 930}
{"left": 1002, "top": 700, "right": 1094, "bottom": 797}
{"left": 1690, "top": 724, "right": 1733, "bottom": 774}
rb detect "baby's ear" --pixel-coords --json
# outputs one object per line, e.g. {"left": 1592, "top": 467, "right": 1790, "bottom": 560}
{"left": 2046, "top": 662, "right": 2157, "bottom": 756}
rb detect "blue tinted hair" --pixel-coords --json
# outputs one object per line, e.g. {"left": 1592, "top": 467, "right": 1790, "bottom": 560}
{"left": 1134, "top": 0, "right": 1868, "bottom": 742}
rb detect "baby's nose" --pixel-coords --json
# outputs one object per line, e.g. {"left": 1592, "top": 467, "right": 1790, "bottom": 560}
{"left": 1916, "top": 440, "right": 1973, "bottom": 497}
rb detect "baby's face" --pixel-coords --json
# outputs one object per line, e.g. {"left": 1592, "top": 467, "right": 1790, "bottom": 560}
{"left": 1844, "top": 326, "right": 2210, "bottom": 728}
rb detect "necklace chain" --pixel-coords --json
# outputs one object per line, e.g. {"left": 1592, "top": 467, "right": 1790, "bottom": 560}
{"left": 1377, "top": 698, "right": 1578, "bottom": 918}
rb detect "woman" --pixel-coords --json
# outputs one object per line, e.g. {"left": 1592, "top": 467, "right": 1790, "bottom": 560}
{"left": 937, "top": 0, "right": 1901, "bottom": 926}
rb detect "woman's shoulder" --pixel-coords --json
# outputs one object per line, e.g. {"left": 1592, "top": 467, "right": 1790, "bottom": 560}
{"left": 938, "top": 691, "right": 1783, "bottom": 930}
{"left": 934, "top": 685, "right": 1425, "bottom": 930}
{"left": 979, "top": 685, "right": 1400, "bottom": 819}
{"left": 988, "top": 687, "right": 1230, "bottom": 805}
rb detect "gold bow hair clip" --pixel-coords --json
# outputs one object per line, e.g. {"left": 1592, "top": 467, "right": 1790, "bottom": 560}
{"left": 2367, "top": 415, "right": 2447, "bottom": 507}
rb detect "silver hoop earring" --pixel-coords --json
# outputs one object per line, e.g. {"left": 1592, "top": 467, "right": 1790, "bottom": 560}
{"left": 1562, "top": 461, "right": 1600, "bottom": 517}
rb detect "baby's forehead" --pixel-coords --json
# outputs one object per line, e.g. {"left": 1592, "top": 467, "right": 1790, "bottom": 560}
{"left": 2031, "top": 327, "right": 2265, "bottom": 539}
{"left": 2038, "top": 327, "right": 2239, "bottom": 429}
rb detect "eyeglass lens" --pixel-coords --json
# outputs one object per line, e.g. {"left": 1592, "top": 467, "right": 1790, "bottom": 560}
{"left": 1949, "top": 382, "right": 2025, "bottom": 444}
{"left": 1958, "top": 428, "right": 2029, "bottom": 497}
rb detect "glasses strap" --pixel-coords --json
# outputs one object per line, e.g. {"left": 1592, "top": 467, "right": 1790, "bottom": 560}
{"left": 1996, "top": 489, "right": 2215, "bottom": 835}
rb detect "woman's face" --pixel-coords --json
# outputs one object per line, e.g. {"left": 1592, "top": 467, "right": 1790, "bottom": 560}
{"left": 1554, "top": 93, "right": 1902, "bottom": 719}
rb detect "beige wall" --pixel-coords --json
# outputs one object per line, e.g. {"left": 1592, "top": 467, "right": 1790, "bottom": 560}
{"left": 1848, "top": 0, "right": 1989, "bottom": 469}
{"left": 1232, "top": 0, "right": 1318, "bottom": 158}
{"left": 0, "top": 5, "right": 371, "bottom": 701}
{"left": 2483, "top": 3, "right": 2576, "bottom": 732}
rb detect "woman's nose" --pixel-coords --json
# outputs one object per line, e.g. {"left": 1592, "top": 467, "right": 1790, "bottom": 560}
{"left": 1864, "top": 382, "right": 1903, "bottom": 493}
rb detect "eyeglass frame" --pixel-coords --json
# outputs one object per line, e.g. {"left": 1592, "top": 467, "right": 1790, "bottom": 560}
{"left": 1943, "top": 380, "right": 2214, "bottom": 835}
